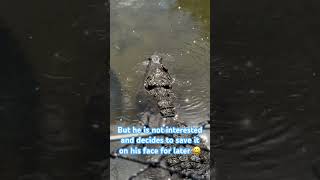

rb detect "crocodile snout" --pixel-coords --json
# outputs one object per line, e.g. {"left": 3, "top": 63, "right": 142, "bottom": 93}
{"left": 148, "top": 55, "right": 162, "bottom": 64}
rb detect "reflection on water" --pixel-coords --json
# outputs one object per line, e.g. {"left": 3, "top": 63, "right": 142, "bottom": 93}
{"left": 110, "top": 0, "right": 210, "bottom": 179}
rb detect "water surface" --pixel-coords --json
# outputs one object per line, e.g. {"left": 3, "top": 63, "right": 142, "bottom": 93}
{"left": 110, "top": 0, "right": 210, "bottom": 179}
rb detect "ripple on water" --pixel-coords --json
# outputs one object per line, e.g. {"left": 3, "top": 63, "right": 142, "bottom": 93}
{"left": 170, "top": 39, "right": 210, "bottom": 125}
{"left": 110, "top": 0, "right": 210, "bottom": 179}
{"left": 214, "top": 57, "right": 320, "bottom": 179}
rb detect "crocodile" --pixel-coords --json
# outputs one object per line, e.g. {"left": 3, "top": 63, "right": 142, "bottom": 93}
{"left": 143, "top": 54, "right": 176, "bottom": 118}
{"left": 135, "top": 54, "right": 211, "bottom": 180}
{"left": 109, "top": 54, "right": 210, "bottom": 180}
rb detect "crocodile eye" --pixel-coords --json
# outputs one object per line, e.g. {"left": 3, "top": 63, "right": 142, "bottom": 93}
{"left": 148, "top": 57, "right": 152, "bottom": 61}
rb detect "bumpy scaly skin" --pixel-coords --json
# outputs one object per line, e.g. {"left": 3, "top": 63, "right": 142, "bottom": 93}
{"left": 162, "top": 120, "right": 210, "bottom": 180}
{"left": 107, "top": 55, "right": 210, "bottom": 180}
{"left": 144, "top": 55, "right": 176, "bottom": 117}
{"left": 164, "top": 142, "right": 210, "bottom": 180}
{"left": 143, "top": 55, "right": 210, "bottom": 180}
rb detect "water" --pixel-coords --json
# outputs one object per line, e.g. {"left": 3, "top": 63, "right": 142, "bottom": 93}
{"left": 0, "top": 1, "right": 106, "bottom": 179}
{"left": 110, "top": 0, "right": 210, "bottom": 126}
{"left": 3, "top": 0, "right": 319, "bottom": 179}
{"left": 214, "top": 57, "right": 320, "bottom": 180}
{"left": 110, "top": 0, "right": 210, "bottom": 179}
{"left": 213, "top": 1, "right": 320, "bottom": 179}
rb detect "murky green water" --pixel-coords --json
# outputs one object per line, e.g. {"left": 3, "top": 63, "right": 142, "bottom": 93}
{"left": 110, "top": 0, "right": 210, "bottom": 179}
{"left": 110, "top": 0, "right": 210, "bottom": 126}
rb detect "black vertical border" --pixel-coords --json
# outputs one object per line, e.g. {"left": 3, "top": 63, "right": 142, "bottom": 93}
{"left": 105, "top": 0, "right": 110, "bottom": 178}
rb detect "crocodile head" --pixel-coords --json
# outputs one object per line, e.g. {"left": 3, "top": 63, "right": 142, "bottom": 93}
{"left": 148, "top": 54, "right": 162, "bottom": 64}
{"left": 144, "top": 54, "right": 176, "bottom": 118}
